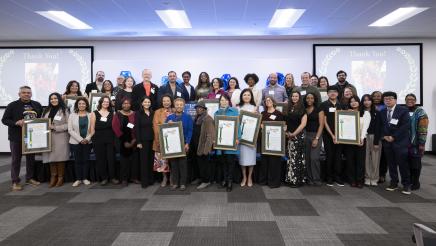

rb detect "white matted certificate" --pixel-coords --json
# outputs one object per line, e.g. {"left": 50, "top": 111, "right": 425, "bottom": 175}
{"left": 203, "top": 99, "right": 220, "bottom": 119}
{"left": 239, "top": 110, "right": 261, "bottom": 147}
{"left": 214, "top": 115, "right": 238, "bottom": 150}
{"left": 158, "top": 122, "right": 186, "bottom": 158}
{"left": 22, "top": 118, "right": 52, "bottom": 154}
{"left": 262, "top": 121, "right": 285, "bottom": 156}
{"left": 335, "top": 110, "right": 360, "bottom": 145}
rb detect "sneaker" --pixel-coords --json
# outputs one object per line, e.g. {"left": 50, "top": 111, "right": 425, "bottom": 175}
{"left": 371, "top": 180, "right": 378, "bottom": 187}
{"left": 326, "top": 182, "right": 334, "bottom": 187}
{"left": 180, "top": 185, "right": 186, "bottom": 191}
{"left": 401, "top": 187, "right": 412, "bottom": 195}
{"left": 100, "top": 179, "right": 108, "bottom": 186}
{"left": 190, "top": 179, "right": 201, "bottom": 185}
{"left": 72, "top": 180, "right": 81, "bottom": 187}
{"left": 26, "top": 179, "right": 40, "bottom": 186}
{"left": 386, "top": 184, "right": 398, "bottom": 191}
{"left": 364, "top": 179, "right": 371, "bottom": 186}
{"left": 335, "top": 181, "right": 345, "bottom": 187}
{"left": 11, "top": 182, "right": 23, "bottom": 191}
{"left": 83, "top": 179, "right": 91, "bottom": 185}
{"left": 197, "top": 182, "right": 210, "bottom": 190}
{"left": 111, "top": 179, "right": 120, "bottom": 185}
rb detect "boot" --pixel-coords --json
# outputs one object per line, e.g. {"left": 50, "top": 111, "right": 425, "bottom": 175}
{"left": 55, "top": 162, "right": 65, "bottom": 187}
{"left": 48, "top": 163, "right": 58, "bottom": 188}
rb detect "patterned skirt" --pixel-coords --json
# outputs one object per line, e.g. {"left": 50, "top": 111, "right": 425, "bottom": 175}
{"left": 285, "top": 132, "right": 306, "bottom": 185}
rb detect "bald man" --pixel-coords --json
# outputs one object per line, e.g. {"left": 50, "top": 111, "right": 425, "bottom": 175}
{"left": 292, "top": 72, "right": 322, "bottom": 106}
{"left": 132, "top": 69, "right": 160, "bottom": 110}
{"left": 261, "top": 73, "right": 287, "bottom": 103}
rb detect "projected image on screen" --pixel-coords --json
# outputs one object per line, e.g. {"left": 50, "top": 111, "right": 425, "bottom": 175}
{"left": 0, "top": 47, "right": 92, "bottom": 106}
{"left": 314, "top": 44, "right": 422, "bottom": 104}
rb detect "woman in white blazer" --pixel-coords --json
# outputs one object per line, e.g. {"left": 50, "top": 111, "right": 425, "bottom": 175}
{"left": 68, "top": 97, "right": 94, "bottom": 187}
{"left": 226, "top": 77, "right": 241, "bottom": 107}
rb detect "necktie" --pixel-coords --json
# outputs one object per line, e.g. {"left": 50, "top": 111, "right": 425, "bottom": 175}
{"left": 387, "top": 109, "right": 392, "bottom": 122}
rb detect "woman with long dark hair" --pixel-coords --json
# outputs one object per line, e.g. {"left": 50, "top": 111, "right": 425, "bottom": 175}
{"left": 42, "top": 93, "right": 70, "bottom": 187}
{"left": 90, "top": 95, "right": 118, "bottom": 185}
{"left": 285, "top": 91, "right": 307, "bottom": 187}
{"left": 136, "top": 96, "right": 155, "bottom": 188}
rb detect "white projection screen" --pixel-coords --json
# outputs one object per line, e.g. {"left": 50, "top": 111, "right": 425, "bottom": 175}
{"left": 0, "top": 47, "right": 93, "bottom": 106}
{"left": 313, "top": 43, "right": 423, "bottom": 105}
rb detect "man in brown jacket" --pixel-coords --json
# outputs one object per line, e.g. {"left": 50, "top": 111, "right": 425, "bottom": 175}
{"left": 191, "top": 100, "right": 216, "bottom": 189}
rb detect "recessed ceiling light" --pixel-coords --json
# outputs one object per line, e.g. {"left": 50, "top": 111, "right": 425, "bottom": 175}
{"left": 369, "top": 7, "right": 429, "bottom": 27}
{"left": 35, "top": 11, "right": 92, "bottom": 29}
{"left": 155, "top": 10, "right": 192, "bottom": 29}
{"left": 269, "top": 9, "right": 305, "bottom": 28}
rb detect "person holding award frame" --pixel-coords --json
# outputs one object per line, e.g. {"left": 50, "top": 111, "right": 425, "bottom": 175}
{"left": 344, "top": 96, "right": 371, "bottom": 188}
{"left": 112, "top": 98, "right": 138, "bottom": 186}
{"left": 115, "top": 76, "right": 135, "bottom": 111}
{"left": 285, "top": 91, "right": 307, "bottom": 188}
{"left": 62, "top": 80, "right": 83, "bottom": 100}
{"left": 215, "top": 94, "right": 241, "bottom": 192}
{"left": 237, "top": 89, "right": 258, "bottom": 187}
{"left": 153, "top": 94, "right": 174, "bottom": 187}
{"left": 90, "top": 95, "right": 118, "bottom": 186}
{"left": 207, "top": 78, "right": 227, "bottom": 100}
{"left": 321, "top": 86, "right": 345, "bottom": 187}
{"left": 259, "top": 96, "right": 285, "bottom": 188}
{"left": 165, "top": 98, "right": 193, "bottom": 191}
{"left": 304, "top": 92, "right": 324, "bottom": 186}
{"left": 42, "top": 93, "right": 70, "bottom": 188}
{"left": 2, "top": 86, "right": 43, "bottom": 191}
{"left": 135, "top": 96, "right": 155, "bottom": 188}
{"left": 68, "top": 97, "right": 94, "bottom": 187}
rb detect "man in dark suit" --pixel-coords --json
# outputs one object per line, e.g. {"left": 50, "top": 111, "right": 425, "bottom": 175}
{"left": 85, "top": 70, "right": 105, "bottom": 96}
{"left": 132, "top": 69, "right": 159, "bottom": 110}
{"left": 181, "top": 71, "right": 196, "bottom": 102}
{"left": 380, "top": 91, "right": 411, "bottom": 194}
{"left": 157, "top": 71, "right": 189, "bottom": 103}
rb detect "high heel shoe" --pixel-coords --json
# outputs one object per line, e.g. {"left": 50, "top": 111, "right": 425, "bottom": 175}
{"left": 226, "top": 181, "right": 233, "bottom": 192}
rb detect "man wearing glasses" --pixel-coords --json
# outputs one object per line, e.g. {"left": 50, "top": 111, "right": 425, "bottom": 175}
{"left": 380, "top": 91, "right": 411, "bottom": 194}
{"left": 85, "top": 71, "right": 105, "bottom": 96}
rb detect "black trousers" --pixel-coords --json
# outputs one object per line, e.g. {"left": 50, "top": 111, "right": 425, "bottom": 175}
{"left": 344, "top": 144, "right": 366, "bottom": 184}
{"left": 198, "top": 155, "right": 212, "bottom": 183}
{"left": 187, "top": 145, "right": 200, "bottom": 182}
{"left": 323, "top": 133, "right": 343, "bottom": 183}
{"left": 383, "top": 143, "right": 410, "bottom": 187}
{"left": 408, "top": 156, "right": 422, "bottom": 187}
{"left": 259, "top": 155, "right": 282, "bottom": 188}
{"left": 138, "top": 141, "right": 154, "bottom": 187}
{"left": 71, "top": 144, "right": 91, "bottom": 181}
{"left": 120, "top": 150, "right": 139, "bottom": 182}
{"left": 10, "top": 141, "right": 35, "bottom": 183}
{"left": 220, "top": 154, "right": 236, "bottom": 183}
{"left": 170, "top": 157, "right": 187, "bottom": 186}
{"left": 94, "top": 142, "right": 115, "bottom": 181}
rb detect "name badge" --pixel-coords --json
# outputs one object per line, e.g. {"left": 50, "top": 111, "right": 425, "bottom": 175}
{"left": 329, "top": 107, "right": 336, "bottom": 113}
{"left": 409, "top": 112, "right": 413, "bottom": 117}
{"left": 390, "top": 119, "right": 398, "bottom": 125}
{"left": 215, "top": 94, "right": 221, "bottom": 99}
{"left": 54, "top": 115, "right": 62, "bottom": 121}
{"left": 177, "top": 92, "right": 182, "bottom": 97}
{"left": 91, "top": 90, "right": 97, "bottom": 93}
{"left": 269, "top": 115, "right": 277, "bottom": 120}
{"left": 151, "top": 88, "right": 155, "bottom": 94}
{"left": 127, "top": 123, "right": 134, "bottom": 129}
{"left": 100, "top": 117, "right": 107, "bottom": 122}
{"left": 110, "top": 96, "right": 115, "bottom": 100}
{"left": 300, "top": 90, "right": 307, "bottom": 96}
{"left": 268, "top": 90, "right": 275, "bottom": 95}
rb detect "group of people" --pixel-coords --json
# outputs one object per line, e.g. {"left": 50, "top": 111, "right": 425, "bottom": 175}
{"left": 2, "top": 69, "right": 428, "bottom": 194}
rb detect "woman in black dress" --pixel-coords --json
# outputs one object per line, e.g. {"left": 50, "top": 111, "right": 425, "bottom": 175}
{"left": 285, "top": 91, "right": 307, "bottom": 187}
{"left": 136, "top": 96, "right": 155, "bottom": 188}
{"left": 90, "top": 95, "right": 118, "bottom": 185}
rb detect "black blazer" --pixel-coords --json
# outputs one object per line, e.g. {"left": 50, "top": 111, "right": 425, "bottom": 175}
{"left": 380, "top": 105, "right": 410, "bottom": 148}
{"left": 85, "top": 82, "right": 100, "bottom": 95}
{"left": 157, "top": 83, "right": 189, "bottom": 104}
{"left": 135, "top": 110, "right": 154, "bottom": 143}
{"left": 182, "top": 84, "right": 196, "bottom": 102}
{"left": 132, "top": 82, "right": 159, "bottom": 111}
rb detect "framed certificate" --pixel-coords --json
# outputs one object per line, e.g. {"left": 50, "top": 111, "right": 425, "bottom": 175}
{"left": 214, "top": 115, "right": 239, "bottom": 151}
{"left": 335, "top": 110, "right": 360, "bottom": 145}
{"left": 261, "top": 121, "right": 286, "bottom": 156}
{"left": 158, "top": 122, "right": 186, "bottom": 158}
{"left": 239, "top": 110, "right": 261, "bottom": 147}
{"left": 319, "top": 88, "right": 328, "bottom": 102}
{"left": 203, "top": 99, "right": 220, "bottom": 119}
{"left": 22, "top": 118, "right": 52, "bottom": 154}
{"left": 65, "top": 95, "right": 79, "bottom": 112}
{"left": 89, "top": 93, "right": 106, "bottom": 112}
{"left": 275, "top": 102, "right": 288, "bottom": 116}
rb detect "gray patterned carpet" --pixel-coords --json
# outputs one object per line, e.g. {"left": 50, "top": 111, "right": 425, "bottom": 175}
{"left": 0, "top": 155, "right": 436, "bottom": 246}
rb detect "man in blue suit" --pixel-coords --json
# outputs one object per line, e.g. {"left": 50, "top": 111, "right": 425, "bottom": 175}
{"left": 157, "top": 71, "right": 189, "bottom": 104}
{"left": 380, "top": 91, "right": 411, "bottom": 194}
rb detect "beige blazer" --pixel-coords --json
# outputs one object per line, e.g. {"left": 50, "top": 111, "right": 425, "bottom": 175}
{"left": 68, "top": 112, "right": 93, "bottom": 144}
